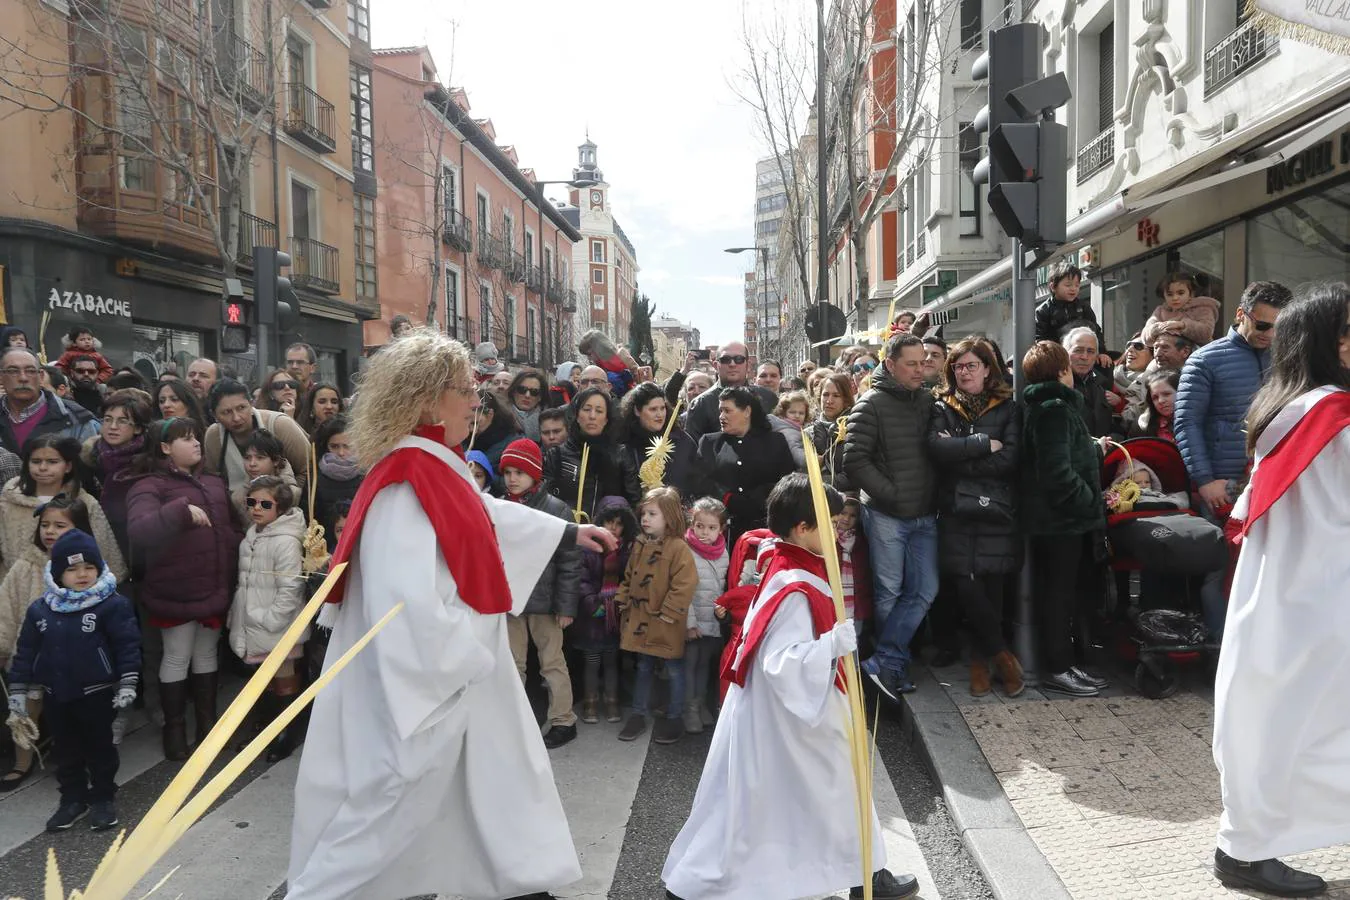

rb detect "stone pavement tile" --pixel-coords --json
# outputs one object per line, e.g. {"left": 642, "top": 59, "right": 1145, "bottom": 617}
{"left": 1009, "top": 793, "right": 1088, "bottom": 828}
{"left": 958, "top": 703, "right": 1018, "bottom": 729}
{"left": 1117, "top": 708, "right": 1186, "bottom": 735}
{"left": 1103, "top": 696, "right": 1159, "bottom": 717}
{"left": 1051, "top": 697, "right": 1118, "bottom": 720}
{"left": 982, "top": 745, "right": 1036, "bottom": 773}
{"left": 1111, "top": 836, "right": 1212, "bottom": 879}
{"left": 1160, "top": 693, "right": 1217, "bottom": 727}
{"left": 1026, "top": 739, "right": 1096, "bottom": 769}
{"left": 1005, "top": 699, "right": 1068, "bottom": 723}
{"left": 996, "top": 763, "right": 1063, "bottom": 800}
{"left": 1106, "top": 757, "right": 1192, "bottom": 793}
{"left": 1052, "top": 860, "right": 1145, "bottom": 899}
{"left": 1024, "top": 720, "right": 1082, "bottom": 745}
{"left": 1138, "top": 723, "right": 1208, "bottom": 756}
{"left": 1135, "top": 865, "right": 1241, "bottom": 899}
{"left": 1087, "top": 812, "right": 1181, "bottom": 846}
{"left": 1051, "top": 764, "right": 1124, "bottom": 794}
{"left": 1080, "top": 736, "right": 1159, "bottom": 764}
{"left": 1069, "top": 714, "right": 1134, "bottom": 741}
{"left": 1065, "top": 783, "right": 1141, "bottom": 820}
{"left": 1289, "top": 845, "right": 1350, "bottom": 881}
{"left": 1027, "top": 822, "right": 1107, "bottom": 857}
{"left": 1186, "top": 773, "right": 1224, "bottom": 800}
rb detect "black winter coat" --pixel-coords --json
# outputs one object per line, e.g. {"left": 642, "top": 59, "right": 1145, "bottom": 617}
{"left": 516, "top": 489, "right": 581, "bottom": 617}
{"left": 543, "top": 436, "right": 641, "bottom": 521}
{"left": 843, "top": 369, "right": 937, "bottom": 519}
{"left": 621, "top": 427, "right": 704, "bottom": 500}
{"left": 695, "top": 428, "right": 795, "bottom": 543}
{"left": 1020, "top": 382, "right": 1106, "bottom": 536}
{"left": 685, "top": 382, "right": 778, "bottom": 441}
{"left": 806, "top": 416, "right": 850, "bottom": 491}
{"left": 927, "top": 394, "right": 1022, "bottom": 575}
{"left": 1074, "top": 370, "right": 1120, "bottom": 439}
{"left": 1034, "top": 296, "right": 1104, "bottom": 346}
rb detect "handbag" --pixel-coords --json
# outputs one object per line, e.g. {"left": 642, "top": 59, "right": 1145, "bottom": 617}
{"left": 951, "top": 480, "right": 1015, "bottom": 524}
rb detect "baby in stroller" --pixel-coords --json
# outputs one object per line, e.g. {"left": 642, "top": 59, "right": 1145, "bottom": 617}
{"left": 1111, "top": 459, "right": 1191, "bottom": 512}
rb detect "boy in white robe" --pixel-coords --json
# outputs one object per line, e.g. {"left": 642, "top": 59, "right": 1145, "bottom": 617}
{"left": 662, "top": 473, "right": 918, "bottom": 900}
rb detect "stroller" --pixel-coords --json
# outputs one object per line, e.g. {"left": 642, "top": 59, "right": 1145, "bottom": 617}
{"left": 1100, "top": 438, "right": 1228, "bottom": 698}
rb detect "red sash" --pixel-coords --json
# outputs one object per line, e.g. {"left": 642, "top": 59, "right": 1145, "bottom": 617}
{"left": 722, "top": 542, "right": 843, "bottom": 693}
{"left": 326, "top": 425, "right": 511, "bottom": 614}
{"left": 1242, "top": 390, "right": 1350, "bottom": 535}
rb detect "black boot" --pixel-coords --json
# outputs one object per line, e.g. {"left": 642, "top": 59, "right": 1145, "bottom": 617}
{"left": 159, "top": 679, "right": 189, "bottom": 761}
{"left": 266, "top": 692, "right": 306, "bottom": 763}
{"left": 1214, "top": 849, "right": 1327, "bottom": 897}
{"left": 189, "top": 671, "right": 219, "bottom": 747}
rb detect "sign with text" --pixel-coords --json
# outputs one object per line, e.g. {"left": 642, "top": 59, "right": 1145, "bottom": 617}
{"left": 48, "top": 288, "right": 132, "bottom": 318}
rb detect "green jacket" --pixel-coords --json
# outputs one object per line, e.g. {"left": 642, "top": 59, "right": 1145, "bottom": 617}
{"left": 1020, "top": 381, "right": 1105, "bottom": 536}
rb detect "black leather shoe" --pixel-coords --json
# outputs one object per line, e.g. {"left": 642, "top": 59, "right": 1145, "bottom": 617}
{"left": 542, "top": 724, "right": 577, "bottom": 749}
{"left": 1041, "top": 670, "right": 1099, "bottom": 697}
{"left": 1214, "top": 848, "right": 1327, "bottom": 897}
{"left": 1069, "top": 665, "right": 1110, "bottom": 689}
{"left": 851, "top": 868, "right": 920, "bottom": 900}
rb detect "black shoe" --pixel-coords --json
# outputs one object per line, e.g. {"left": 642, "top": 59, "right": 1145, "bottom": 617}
{"left": 850, "top": 868, "right": 920, "bottom": 900}
{"left": 542, "top": 724, "right": 577, "bottom": 749}
{"left": 1041, "top": 670, "right": 1099, "bottom": 697}
{"left": 653, "top": 716, "right": 685, "bottom": 745}
{"left": 1069, "top": 665, "right": 1110, "bottom": 689}
{"left": 617, "top": 714, "right": 647, "bottom": 742}
{"left": 930, "top": 647, "right": 960, "bottom": 668}
{"left": 864, "top": 659, "right": 915, "bottom": 702}
{"left": 665, "top": 892, "right": 686, "bottom": 900}
{"left": 88, "top": 801, "right": 119, "bottom": 832}
{"left": 1214, "top": 849, "right": 1327, "bottom": 897}
{"left": 46, "top": 801, "right": 89, "bottom": 832}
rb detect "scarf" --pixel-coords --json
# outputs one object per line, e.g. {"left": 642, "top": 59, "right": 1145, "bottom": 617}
{"left": 954, "top": 389, "right": 992, "bottom": 419}
{"left": 515, "top": 405, "right": 542, "bottom": 442}
{"left": 95, "top": 434, "right": 145, "bottom": 479}
{"left": 685, "top": 528, "right": 726, "bottom": 561}
{"left": 319, "top": 452, "right": 363, "bottom": 482}
{"left": 42, "top": 564, "right": 118, "bottom": 613}
{"left": 6, "top": 393, "right": 46, "bottom": 425}
{"left": 507, "top": 483, "right": 542, "bottom": 504}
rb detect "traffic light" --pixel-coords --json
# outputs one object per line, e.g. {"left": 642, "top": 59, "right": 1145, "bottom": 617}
{"left": 972, "top": 24, "right": 1071, "bottom": 249}
{"left": 221, "top": 277, "right": 250, "bottom": 354}
{"left": 253, "top": 247, "right": 294, "bottom": 330}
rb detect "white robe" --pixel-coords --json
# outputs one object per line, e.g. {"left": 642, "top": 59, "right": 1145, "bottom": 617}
{"left": 286, "top": 435, "right": 580, "bottom": 900}
{"left": 1214, "top": 386, "right": 1350, "bottom": 861}
{"left": 662, "top": 567, "right": 885, "bottom": 899}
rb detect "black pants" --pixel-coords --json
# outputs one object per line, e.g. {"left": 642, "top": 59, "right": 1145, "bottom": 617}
{"left": 47, "top": 690, "right": 119, "bottom": 805}
{"left": 923, "top": 574, "right": 963, "bottom": 652}
{"left": 954, "top": 574, "right": 1007, "bottom": 658}
{"left": 1031, "top": 534, "right": 1097, "bottom": 674}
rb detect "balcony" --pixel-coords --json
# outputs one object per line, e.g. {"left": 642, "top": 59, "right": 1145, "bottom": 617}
{"left": 477, "top": 233, "right": 506, "bottom": 270}
{"left": 282, "top": 83, "right": 337, "bottom": 154}
{"left": 563, "top": 288, "right": 578, "bottom": 312}
{"left": 289, "top": 235, "right": 340, "bottom": 294}
{"left": 1076, "top": 128, "right": 1115, "bottom": 185}
{"left": 449, "top": 315, "right": 474, "bottom": 344}
{"left": 236, "top": 211, "right": 277, "bottom": 269}
{"left": 546, "top": 274, "right": 565, "bottom": 305}
{"left": 525, "top": 264, "right": 544, "bottom": 295}
{"left": 221, "top": 35, "right": 267, "bottom": 111}
{"left": 443, "top": 208, "right": 472, "bottom": 253}
{"left": 506, "top": 250, "right": 527, "bottom": 284}
{"left": 304, "top": 0, "right": 332, "bottom": 8}
{"left": 510, "top": 336, "right": 529, "bottom": 362}
{"left": 1204, "top": 19, "right": 1278, "bottom": 98}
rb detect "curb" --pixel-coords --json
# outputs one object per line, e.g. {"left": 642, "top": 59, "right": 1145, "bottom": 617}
{"left": 896, "top": 666, "right": 1072, "bottom": 900}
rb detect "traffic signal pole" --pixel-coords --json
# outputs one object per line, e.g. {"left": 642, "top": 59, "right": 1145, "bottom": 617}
{"left": 1010, "top": 236, "right": 1038, "bottom": 684}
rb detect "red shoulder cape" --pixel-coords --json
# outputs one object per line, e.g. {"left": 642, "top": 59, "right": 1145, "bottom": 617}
{"left": 721, "top": 541, "right": 843, "bottom": 694}
{"left": 1243, "top": 390, "right": 1350, "bottom": 535}
{"left": 326, "top": 425, "right": 511, "bottom": 614}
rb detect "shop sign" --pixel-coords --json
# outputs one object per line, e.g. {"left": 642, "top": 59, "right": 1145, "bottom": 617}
{"left": 47, "top": 288, "right": 132, "bottom": 318}
{"left": 1137, "top": 218, "right": 1161, "bottom": 247}
{"left": 1266, "top": 128, "right": 1350, "bottom": 195}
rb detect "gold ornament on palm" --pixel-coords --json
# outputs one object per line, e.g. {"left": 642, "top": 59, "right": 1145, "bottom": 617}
{"left": 639, "top": 397, "right": 684, "bottom": 490}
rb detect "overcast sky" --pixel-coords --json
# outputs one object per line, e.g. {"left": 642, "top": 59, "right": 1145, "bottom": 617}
{"left": 372, "top": 0, "right": 778, "bottom": 346}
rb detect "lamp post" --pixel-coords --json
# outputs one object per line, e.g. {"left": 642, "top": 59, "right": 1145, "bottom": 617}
{"left": 530, "top": 177, "right": 590, "bottom": 367}
{"left": 725, "top": 245, "right": 770, "bottom": 361}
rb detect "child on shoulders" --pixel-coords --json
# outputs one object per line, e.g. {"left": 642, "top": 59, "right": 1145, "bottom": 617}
{"left": 55, "top": 326, "right": 114, "bottom": 383}
{"left": 1142, "top": 272, "right": 1221, "bottom": 348}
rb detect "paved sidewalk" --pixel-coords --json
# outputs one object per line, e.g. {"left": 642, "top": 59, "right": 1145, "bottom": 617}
{"left": 924, "top": 658, "right": 1350, "bottom": 899}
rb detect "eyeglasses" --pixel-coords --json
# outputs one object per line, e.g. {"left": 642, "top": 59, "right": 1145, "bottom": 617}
{"left": 245, "top": 497, "right": 275, "bottom": 510}
{"left": 852, "top": 361, "right": 877, "bottom": 374}
{"left": 1250, "top": 320, "right": 1275, "bottom": 332}
{"left": 102, "top": 415, "right": 134, "bottom": 427}
{"left": 74, "top": 368, "right": 98, "bottom": 376}
{"left": 718, "top": 355, "right": 748, "bottom": 365}
{"left": 514, "top": 386, "right": 541, "bottom": 397}
{"left": 952, "top": 361, "right": 983, "bottom": 373}
{"left": 2, "top": 367, "right": 39, "bottom": 378}
{"left": 271, "top": 379, "right": 300, "bottom": 391}
{"left": 1126, "top": 341, "right": 1146, "bottom": 351}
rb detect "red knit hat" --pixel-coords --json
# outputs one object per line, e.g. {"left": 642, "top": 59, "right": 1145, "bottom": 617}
{"left": 499, "top": 438, "right": 543, "bottom": 483}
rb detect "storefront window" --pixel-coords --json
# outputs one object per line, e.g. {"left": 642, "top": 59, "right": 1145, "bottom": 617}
{"left": 133, "top": 324, "right": 202, "bottom": 383}
{"left": 1099, "top": 230, "right": 1226, "bottom": 352}
{"left": 1247, "top": 180, "right": 1350, "bottom": 288}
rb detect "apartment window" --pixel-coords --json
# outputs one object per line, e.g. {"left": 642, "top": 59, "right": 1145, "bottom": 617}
{"left": 476, "top": 192, "right": 490, "bottom": 236}
{"left": 503, "top": 211, "right": 515, "bottom": 251}
{"left": 479, "top": 282, "right": 492, "bottom": 337}
{"left": 524, "top": 230, "right": 534, "bottom": 265}
{"left": 346, "top": 0, "right": 369, "bottom": 42}
{"left": 286, "top": 34, "right": 309, "bottom": 87}
{"left": 591, "top": 239, "right": 605, "bottom": 263}
{"left": 445, "top": 267, "right": 459, "bottom": 329}
{"left": 543, "top": 246, "right": 553, "bottom": 278}
{"left": 504, "top": 295, "right": 516, "bottom": 346}
{"left": 290, "top": 180, "right": 315, "bottom": 238}
{"left": 527, "top": 307, "right": 537, "bottom": 359}
{"left": 960, "top": 0, "right": 982, "bottom": 49}
{"left": 592, "top": 269, "right": 605, "bottom": 284}
{"left": 561, "top": 259, "right": 569, "bottom": 285}
{"left": 958, "top": 122, "right": 981, "bottom": 237}
{"left": 1098, "top": 23, "right": 1115, "bottom": 134}
{"left": 441, "top": 165, "right": 458, "bottom": 214}
{"left": 593, "top": 294, "right": 605, "bottom": 311}
{"left": 349, "top": 65, "right": 373, "bottom": 172}
{"left": 353, "top": 193, "right": 376, "bottom": 299}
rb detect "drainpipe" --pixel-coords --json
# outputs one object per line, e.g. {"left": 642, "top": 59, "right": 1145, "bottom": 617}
{"left": 265, "top": 0, "right": 281, "bottom": 374}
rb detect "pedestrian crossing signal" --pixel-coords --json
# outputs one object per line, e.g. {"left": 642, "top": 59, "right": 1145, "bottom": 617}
{"left": 225, "top": 300, "right": 244, "bottom": 325}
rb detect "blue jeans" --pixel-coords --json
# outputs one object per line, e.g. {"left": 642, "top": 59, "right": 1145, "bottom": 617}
{"left": 631, "top": 653, "right": 684, "bottom": 719}
{"left": 1198, "top": 506, "right": 1228, "bottom": 641}
{"left": 862, "top": 507, "right": 939, "bottom": 673}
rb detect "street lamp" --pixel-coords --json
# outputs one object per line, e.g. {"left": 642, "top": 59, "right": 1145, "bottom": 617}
{"left": 725, "top": 246, "right": 770, "bottom": 361}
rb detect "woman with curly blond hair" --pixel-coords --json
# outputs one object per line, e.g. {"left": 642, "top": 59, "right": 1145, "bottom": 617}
{"left": 287, "top": 327, "right": 618, "bottom": 900}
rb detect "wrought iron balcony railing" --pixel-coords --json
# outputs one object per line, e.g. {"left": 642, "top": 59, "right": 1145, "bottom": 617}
{"left": 1076, "top": 128, "right": 1115, "bottom": 185}
{"left": 282, "top": 82, "right": 337, "bottom": 154}
{"left": 1204, "top": 19, "right": 1278, "bottom": 99}
{"left": 443, "top": 208, "right": 472, "bottom": 253}
{"left": 236, "top": 211, "right": 277, "bottom": 269}
{"left": 289, "top": 235, "right": 340, "bottom": 293}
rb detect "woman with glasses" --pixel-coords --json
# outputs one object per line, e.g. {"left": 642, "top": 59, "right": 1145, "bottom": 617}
{"left": 261, "top": 369, "right": 301, "bottom": 418}
{"left": 1113, "top": 333, "right": 1153, "bottom": 424}
{"left": 927, "top": 337, "right": 1024, "bottom": 699}
{"left": 851, "top": 353, "right": 880, "bottom": 393}
{"left": 507, "top": 370, "right": 548, "bottom": 442}
{"left": 543, "top": 387, "right": 641, "bottom": 518}
{"left": 81, "top": 390, "right": 153, "bottom": 554}
{"left": 154, "top": 379, "right": 206, "bottom": 430}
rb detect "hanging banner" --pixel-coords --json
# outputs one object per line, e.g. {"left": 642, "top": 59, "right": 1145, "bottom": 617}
{"left": 1249, "top": 0, "right": 1350, "bottom": 53}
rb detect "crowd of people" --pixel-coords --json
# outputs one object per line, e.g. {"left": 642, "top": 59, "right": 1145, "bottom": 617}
{"left": 0, "top": 323, "right": 361, "bottom": 834}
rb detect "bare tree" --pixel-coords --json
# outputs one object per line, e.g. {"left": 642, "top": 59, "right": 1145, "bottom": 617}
{"left": 0, "top": 0, "right": 294, "bottom": 286}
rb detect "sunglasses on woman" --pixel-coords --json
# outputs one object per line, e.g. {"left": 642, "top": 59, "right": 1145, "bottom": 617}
{"left": 852, "top": 361, "right": 877, "bottom": 374}
{"left": 513, "top": 386, "right": 541, "bottom": 397}
{"left": 245, "top": 497, "right": 275, "bottom": 510}
{"left": 271, "top": 379, "right": 300, "bottom": 391}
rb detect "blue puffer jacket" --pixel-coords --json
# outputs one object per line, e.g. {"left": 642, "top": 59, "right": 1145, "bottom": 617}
{"left": 1174, "top": 326, "right": 1269, "bottom": 485}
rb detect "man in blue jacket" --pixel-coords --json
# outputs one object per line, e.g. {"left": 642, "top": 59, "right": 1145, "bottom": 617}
{"left": 1174, "top": 280, "right": 1290, "bottom": 635}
